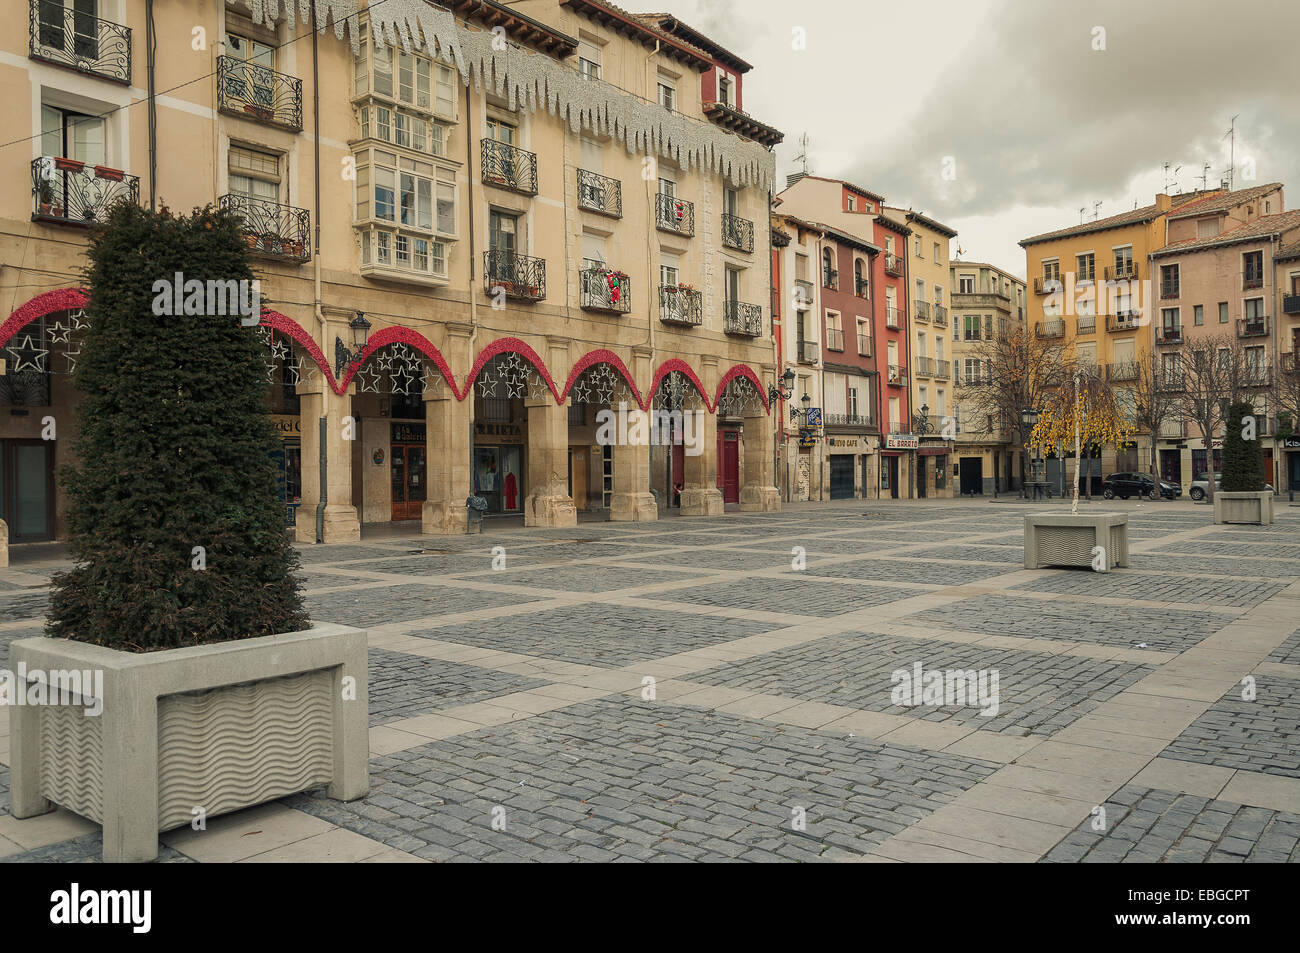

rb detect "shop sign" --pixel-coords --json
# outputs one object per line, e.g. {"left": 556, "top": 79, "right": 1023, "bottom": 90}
{"left": 826, "top": 435, "right": 868, "bottom": 451}
{"left": 476, "top": 422, "right": 525, "bottom": 445}
{"left": 1283, "top": 436, "right": 1300, "bottom": 449}
{"left": 270, "top": 414, "right": 300, "bottom": 437}
{"left": 392, "top": 422, "right": 426, "bottom": 442}
{"left": 885, "top": 434, "right": 918, "bottom": 450}
{"left": 804, "top": 407, "right": 822, "bottom": 428}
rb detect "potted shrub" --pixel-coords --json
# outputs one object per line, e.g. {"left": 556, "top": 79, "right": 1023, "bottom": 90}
{"left": 1214, "top": 401, "right": 1274, "bottom": 524}
{"left": 37, "top": 178, "right": 54, "bottom": 216}
{"left": 7, "top": 204, "right": 368, "bottom": 863}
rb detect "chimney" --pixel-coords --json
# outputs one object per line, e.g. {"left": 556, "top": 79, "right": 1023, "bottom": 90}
{"left": 786, "top": 172, "right": 806, "bottom": 189}
{"left": 1155, "top": 193, "right": 1172, "bottom": 213}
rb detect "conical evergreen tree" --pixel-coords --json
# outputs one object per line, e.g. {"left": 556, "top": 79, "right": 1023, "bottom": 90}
{"left": 1220, "top": 402, "right": 1265, "bottom": 492}
{"left": 47, "top": 204, "right": 307, "bottom": 650}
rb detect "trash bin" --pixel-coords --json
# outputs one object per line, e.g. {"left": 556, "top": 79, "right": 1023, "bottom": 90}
{"left": 466, "top": 495, "right": 488, "bottom": 534}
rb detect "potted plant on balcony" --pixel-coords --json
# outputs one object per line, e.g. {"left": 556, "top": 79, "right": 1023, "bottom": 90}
{"left": 6, "top": 203, "right": 368, "bottom": 863}
{"left": 1214, "top": 402, "right": 1274, "bottom": 525}
{"left": 37, "top": 178, "right": 54, "bottom": 216}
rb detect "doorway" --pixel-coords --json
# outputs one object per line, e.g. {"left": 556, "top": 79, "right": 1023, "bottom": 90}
{"left": 883, "top": 455, "right": 899, "bottom": 498}
{"left": 917, "top": 456, "right": 928, "bottom": 498}
{"left": 717, "top": 429, "right": 740, "bottom": 504}
{"left": 959, "top": 456, "right": 984, "bottom": 496}
{"left": 829, "top": 454, "right": 855, "bottom": 499}
{"left": 390, "top": 439, "right": 426, "bottom": 522}
{"left": 1, "top": 440, "right": 56, "bottom": 542}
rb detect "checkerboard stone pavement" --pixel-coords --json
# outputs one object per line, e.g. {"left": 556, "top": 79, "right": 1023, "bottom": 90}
{"left": 2, "top": 498, "right": 1299, "bottom": 863}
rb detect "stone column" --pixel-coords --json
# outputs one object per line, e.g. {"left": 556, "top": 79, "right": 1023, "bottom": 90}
{"left": 740, "top": 407, "right": 781, "bottom": 511}
{"left": 0, "top": 518, "right": 7, "bottom": 568}
{"left": 524, "top": 395, "right": 577, "bottom": 527}
{"left": 296, "top": 379, "right": 361, "bottom": 544}
{"left": 422, "top": 389, "right": 472, "bottom": 534}
{"left": 610, "top": 347, "right": 657, "bottom": 521}
{"left": 681, "top": 406, "right": 723, "bottom": 515}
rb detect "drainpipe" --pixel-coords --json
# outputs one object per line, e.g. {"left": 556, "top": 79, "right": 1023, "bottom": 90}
{"left": 465, "top": 77, "right": 479, "bottom": 508}
{"left": 146, "top": 0, "right": 156, "bottom": 210}
{"left": 312, "top": 13, "right": 327, "bottom": 543}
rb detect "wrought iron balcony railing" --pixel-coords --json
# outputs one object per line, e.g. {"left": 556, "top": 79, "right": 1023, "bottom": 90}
{"left": 883, "top": 253, "right": 903, "bottom": 277}
{"left": 577, "top": 169, "right": 621, "bottom": 218}
{"left": 1107, "top": 312, "right": 1141, "bottom": 332}
{"left": 481, "top": 139, "right": 538, "bottom": 195}
{"left": 887, "top": 364, "right": 906, "bottom": 385}
{"left": 1157, "top": 372, "right": 1185, "bottom": 392}
{"left": 934, "top": 359, "right": 951, "bottom": 380}
{"left": 217, "top": 56, "right": 302, "bottom": 131}
{"left": 659, "top": 285, "right": 702, "bottom": 327}
{"left": 32, "top": 156, "right": 139, "bottom": 226}
{"left": 857, "top": 334, "right": 872, "bottom": 357}
{"left": 886, "top": 307, "right": 902, "bottom": 328}
{"left": 823, "top": 268, "right": 838, "bottom": 290}
{"left": 824, "top": 412, "right": 877, "bottom": 429}
{"left": 1159, "top": 419, "right": 1186, "bottom": 439}
{"left": 1105, "top": 262, "right": 1138, "bottom": 280}
{"left": 855, "top": 276, "right": 870, "bottom": 298}
{"left": 1283, "top": 294, "right": 1300, "bottom": 315}
{"left": 1077, "top": 316, "right": 1097, "bottom": 334}
{"left": 1156, "top": 325, "right": 1182, "bottom": 345}
{"left": 29, "top": 0, "right": 131, "bottom": 84}
{"left": 1237, "top": 316, "right": 1269, "bottom": 338}
{"left": 914, "top": 414, "right": 956, "bottom": 436}
{"left": 579, "top": 266, "right": 631, "bottom": 314}
{"left": 1160, "top": 280, "right": 1179, "bottom": 299}
{"left": 484, "top": 250, "right": 546, "bottom": 301}
{"left": 1243, "top": 271, "right": 1264, "bottom": 291}
{"left": 1036, "top": 319, "right": 1065, "bottom": 338}
{"left": 794, "top": 278, "right": 814, "bottom": 310}
{"left": 1244, "top": 365, "right": 1273, "bottom": 388}
{"left": 825, "top": 328, "right": 844, "bottom": 351}
{"left": 655, "top": 193, "right": 694, "bottom": 236}
{"left": 914, "top": 300, "right": 931, "bottom": 321}
{"left": 796, "top": 339, "right": 818, "bottom": 364}
{"left": 932, "top": 304, "right": 948, "bottom": 327}
{"left": 723, "top": 300, "right": 763, "bottom": 337}
{"left": 914, "top": 356, "right": 934, "bottom": 378}
{"left": 1283, "top": 352, "right": 1298, "bottom": 374}
{"left": 1106, "top": 361, "right": 1139, "bottom": 382}
{"left": 219, "top": 193, "right": 311, "bottom": 263}
{"left": 1034, "top": 276, "right": 1062, "bottom": 295}
{"left": 721, "top": 213, "right": 754, "bottom": 253}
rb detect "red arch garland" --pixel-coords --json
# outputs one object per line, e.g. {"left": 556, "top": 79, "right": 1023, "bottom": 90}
{"left": 715, "top": 364, "right": 771, "bottom": 413}
{"left": 337, "top": 325, "right": 457, "bottom": 397}
{"left": 463, "top": 337, "right": 560, "bottom": 403}
{"left": 258, "top": 309, "right": 334, "bottom": 390}
{"left": 561, "top": 349, "right": 646, "bottom": 408}
{"left": 0, "top": 288, "right": 88, "bottom": 349}
{"left": 648, "top": 358, "right": 713, "bottom": 412}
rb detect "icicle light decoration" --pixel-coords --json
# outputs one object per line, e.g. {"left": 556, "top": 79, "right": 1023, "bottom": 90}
{"left": 240, "top": 0, "right": 775, "bottom": 189}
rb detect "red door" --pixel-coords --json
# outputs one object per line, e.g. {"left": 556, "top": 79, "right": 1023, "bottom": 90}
{"left": 717, "top": 430, "right": 740, "bottom": 503}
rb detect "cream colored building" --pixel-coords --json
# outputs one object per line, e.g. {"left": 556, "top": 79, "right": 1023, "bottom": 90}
{"left": 0, "top": 0, "right": 784, "bottom": 544}
{"left": 948, "top": 260, "right": 1027, "bottom": 494}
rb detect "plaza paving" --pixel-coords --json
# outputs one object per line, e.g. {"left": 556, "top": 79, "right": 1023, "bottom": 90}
{"left": 1, "top": 497, "right": 1299, "bottom": 862}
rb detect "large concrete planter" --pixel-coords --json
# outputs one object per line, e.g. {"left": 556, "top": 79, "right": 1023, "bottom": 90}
{"left": 1024, "top": 513, "right": 1129, "bottom": 572}
{"left": 1213, "top": 490, "right": 1274, "bottom": 525}
{"left": 7, "top": 623, "right": 368, "bottom": 862}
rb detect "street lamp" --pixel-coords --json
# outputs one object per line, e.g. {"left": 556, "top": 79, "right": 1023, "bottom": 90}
{"left": 334, "top": 312, "right": 372, "bottom": 379}
{"left": 768, "top": 367, "right": 796, "bottom": 405}
{"left": 1021, "top": 407, "right": 1040, "bottom": 498}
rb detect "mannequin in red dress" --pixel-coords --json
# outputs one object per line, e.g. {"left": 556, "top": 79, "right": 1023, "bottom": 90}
{"left": 504, "top": 469, "right": 518, "bottom": 510}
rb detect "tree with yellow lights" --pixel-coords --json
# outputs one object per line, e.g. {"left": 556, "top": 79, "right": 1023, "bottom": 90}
{"left": 1028, "top": 365, "right": 1134, "bottom": 515}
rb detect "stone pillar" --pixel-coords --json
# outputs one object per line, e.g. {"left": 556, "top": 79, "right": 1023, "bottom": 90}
{"left": 681, "top": 407, "right": 723, "bottom": 515}
{"left": 610, "top": 348, "right": 657, "bottom": 521}
{"left": 296, "top": 380, "right": 361, "bottom": 544}
{"left": 422, "top": 390, "right": 472, "bottom": 534}
{"left": 740, "top": 408, "right": 781, "bottom": 511}
{"left": 524, "top": 395, "right": 577, "bottom": 528}
{"left": 0, "top": 518, "right": 7, "bottom": 568}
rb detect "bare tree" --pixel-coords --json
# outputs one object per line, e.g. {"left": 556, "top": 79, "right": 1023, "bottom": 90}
{"left": 1174, "top": 334, "right": 1257, "bottom": 502}
{"left": 1131, "top": 347, "right": 1182, "bottom": 502}
{"left": 964, "top": 327, "right": 1069, "bottom": 496}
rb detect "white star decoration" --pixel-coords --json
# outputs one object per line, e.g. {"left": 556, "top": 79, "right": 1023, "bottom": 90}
{"left": 527, "top": 371, "right": 550, "bottom": 402}
{"left": 358, "top": 364, "right": 385, "bottom": 393}
{"left": 477, "top": 372, "right": 499, "bottom": 398}
{"left": 5, "top": 334, "right": 49, "bottom": 373}
{"left": 47, "top": 320, "right": 73, "bottom": 344}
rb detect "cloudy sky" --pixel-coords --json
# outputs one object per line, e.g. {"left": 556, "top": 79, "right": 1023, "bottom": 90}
{"left": 667, "top": 0, "right": 1300, "bottom": 276}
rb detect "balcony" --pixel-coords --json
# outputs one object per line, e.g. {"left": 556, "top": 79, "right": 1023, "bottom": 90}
{"left": 1035, "top": 319, "right": 1065, "bottom": 339}
{"left": 655, "top": 193, "right": 694, "bottom": 236}
{"left": 577, "top": 170, "right": 621, "bottom": 218}
{"left": 579, "top": 266, "right": 630, "bottom": 314}
{"left": 1159, "top": 419, "right": 1186, "bottom": 439}
{"left": 823, "top": 268, "right": 838, "bottom": 291}
{"left": 887, "top": 364, "right": 907, "bottom": 386}
{"left": 915, "top": 414, "right": 955, "bottom": 437}
{"left": 824, "top": 412, "right": 877, "bottom": 430}
{"left": 1106, "top": 361, "right": 1138, "bottom": 382}
{"left": 856, "top": 333, "right": 872, "bottom": 357}
{"left": 1160, "top": 280, "right": 1179, "bottom": 299}
{"left": 825, "top": 328, "right": 844, "bottom": 351}
{"left": 32, "top": 157, "right": 139, "bottom": 227}
{"left": 481, "top": 139, "right": 538, "bottom": 196}
{"left": 886, "top": 307, "right": 902, "bottom": 329}
{"left": 854, "top": 276, "right": 870, "bottom": 299}
{"left": 1243, "top": 271, "right": 1264, "bottom": 291}
{"left": 220, "top": 194, "right": 311, "bottom": 263}
{"left": 932, "top": 304, "right": 948, "bottom": 327}
{"left": 914, "top": 356, "right": 934, "bottom": 378}
{"left": 794, "top": 278, "right": 814, "bottom": 310}
{"left": 1156, "top": 325, "right": 1182, "bottom": 345}
{"left": 721, "top": 213, "right": 754, "bottom": 253}
{"left": 1107, "top": 313, "right": 1141, "bottom": 332}
{"left": 1283, "top": 352, "right": 1298, "bottom": 374}
{"left": 914, "top": 300, "right": 931, "bottom": 322}
{"left": 29, "top": 0, "right": 131, "bottom": 84}
{"left": 796, "top": 339, "right": 818, "bottom": 364}
{"left": 723, "top": 300, "right": 763, "bottom": 338}
{"left": 1076, "top": 316, "right": 1097, "bottom": 335}
{"left": 1244, "top": 365, "right": 1273, "bottom": 388}
{"left": 1157, "top": 372, "right": 1185, "bottom": 393}
{"left": 217, "top": 56, "right": 302, "bottom": 131}
{"left": 1238, "top": 316, "right": 1269, "bottom": 338}
{"left": 484, "top": 250, "right": 546, "bottom": 301}
{"left": 934, "top": 359, "right": 951, "bottom": 380}
{"left": 659, "top": 284, "right": 702, "bottom": 327}
{"left": 1034, "top": 276, "right": 1062, "bottom": 295}
{"left": 1104, "top": 262, "right": 1139, "bottom": 281}
{"left": 884, "top": 253, "right": 903, "bottom": 277}
{"left": 1283, "top": 295, "right": 1300, "bottom": 316}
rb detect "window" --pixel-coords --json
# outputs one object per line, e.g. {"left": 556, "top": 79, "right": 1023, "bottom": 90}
{"left": 963, "top": 314, "right": 981, "bottom": 340}
{"left": 1193, "top": 304, "right": 1204, "bottom": 326}
{"left": 854, "top": 259, "right": 866, "bottom": 297}
{"left": 657, "top": 80, "right": 676, "bottom": 112}
{"left": 857, "top": 319, "right": 871, "bottom": 356}
{"left": 915, "top": 236, "right": 922, "bottom": 258}
{"left": 1243, "top": 250, "right": 1264, "bottom": 288}
{"left": 822, "top": 248, "right": 835, "bottom": 288}
{"left": 934, "top": 286, "right": 943, "bottom": 305}
{"left": 1244, "top": 298, "right": 1265, "bottom": 321}
{"left": 489, "top": 210, "right": 518, "bottom": 254}
{"left": 1076, "top": 252, "right": 1095, "bottom": 282}
{"left": 717, "top": 73, "right": 734, "bottom": 107}
{"left": 826, "top": 311, "right": 843, "bottom": 351}
{"left": 487, "top": 116, "right": 515, "bottom": 145}
{"left": 229, "top": 145, "right": 281, "bottom": 202}
{"left": 358, "top": 104, "right": 445, "bottom": 157}
{"left": 724, "top": 266, "right": 741, "bottom": 303}
{"left": 577, "top": 39, "right": 602, "bottom": 80}
{"left": 1160, "top": 307, "right": 1179, "bottom": 332}
{"left": 41, "top": 104, "right": 104, "bottom": 165}
{"left": 658, "top": 176, "right": 676, "bottom": 199}
{"left": 1160, "top": 263, "right": 1180, "bottom": 297}
{"left": 958, "top": 274, "right": 974, "bottom": 294}
{"left": 1218, "top": 301, "right": 1229, "bottom": 324}
{"left": 660, "top": 260, "right": 680, "bottom": 287}
{"left": 1043, "top": 259, "right": 1060, "bottom": 282}
{"left": 915, "top": 278, "right": 925, "bottom": 306}
{"left": 848, "top": 386, "right": 859, "bottom": 417}
{"left": 1113, "top": 245, "right": 1133, "bottom": 276}
{"left": 933, "top": 242, "right": 940, "bottom": 263}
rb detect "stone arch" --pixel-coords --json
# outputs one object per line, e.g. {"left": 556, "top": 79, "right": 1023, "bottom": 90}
{"left": 715, "top": 364, "right": 770, "bottom": 414}
{"left": 562, "top": 349, "right": 643, "bottom": 408}
{"left": 465, "top": 337, "right": 559, "bottom": 403}
{"left": 340, "top": 326, "right": 456, "bottom": 398}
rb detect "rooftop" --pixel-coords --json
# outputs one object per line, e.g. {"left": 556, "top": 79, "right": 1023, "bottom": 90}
{"left": 560, "top": 0, "right": 712, "bottom": 71}
{"left": 1165, "top": 182, "right": 1284, "bottom": 221}
{"left": 1152, "top": 208, "right": 1300, "bottom": 258}
{"left": 635, "top": 12, "right": 753, "bottom": 71}
{"left": 1019, "top": 191, "right": 1214, "bottom": 247}
{"left": 780, "top": 174, "right": 886, "bottom": 205}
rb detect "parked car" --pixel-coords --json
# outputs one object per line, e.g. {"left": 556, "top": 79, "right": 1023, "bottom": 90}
{"left": 1101, "top": 472, "right": 1182, "bottom": 500}
{"left": 1188, "top": 472, "right": 1274, "bottom": 502}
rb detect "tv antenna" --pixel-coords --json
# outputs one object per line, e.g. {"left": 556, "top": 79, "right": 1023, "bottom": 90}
{"left": 1163, "top": 161, "right": 1182, "bottom": 194}
{"left": 793, "top": 133, "right": 811, "bottom": 175}
{"left": 1079, "top": 206, "right": 1087, "bottom": 224}
{"left": 953, "top": 242, "right": 966, "bottom": 260}
{"left": 1092, "top": 201, "right": 1102, "bottom": 221}
{"left": 1197, "top": 161, "right": 1212, "bottom": 191}
{"left": 1222, "top": 116, "right": 1238, "bottom": 190}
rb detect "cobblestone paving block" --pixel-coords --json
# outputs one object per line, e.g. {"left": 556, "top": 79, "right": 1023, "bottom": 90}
{"left": 286, "top": 698, "right": 1000, "bottom": 861}
{"left": 1161, "top": 675, "right": 1300, "bottom": 778}
{"left": 906, "top": 594, "right": 1234, "bottom": 651}
{"left": 746, "top": 535, "right": 928, "bottom": 555}
{"left": 300, "top": 572, "right": 399, "bottom": 591}
{"left": 408, "top": 604, "right": 781, "bottom": 668}
{"left": 687, "top": 632, "right": 1154, "bottom": 736}
{"left": 797, "top": 558, "right": 1012, "bottom": 587}
{"left": 1200, "top": 530, "right": 1300, "bottom": 544}
{"left": 0, "top": 831, "right": 194, "bottom": 864}
{"left": 486, "top": 565, "right": 702, "bottom": 593}
{"left": 610, "top": 547, "right": 800, "bottom": 572}
{"left": 0, "top": 591, "right": 49, "bottom": 622}
{"left": 368, "top": 648, "right": 551, "bottom": 726}
{"left": 1012, "top": 571, "right": 1286, "bottom": 608}
{"left": 644, "top": 577, "right": 917, "bottom": 617}
{"left": 293, "top": 545, "right": 414, "bottom": 564}
{"left": 0, "top": 626, "right": 44, "bottom": 670}
{"left": 1129, "top": 554, "right": 1300, "bottom": 579}
{"left": 1153, "top": 541, "right": 1300, "bottom": 560}
{"left": 307, "top": 583, "right": 542, "bottom": 626}
{"left": 1266, "top": 629, "right": 1300, "bottom": 666}
{"left": 326, "top": 554, "right": 515, "bottom": 577}
{"left": 1041, "top": 786, "right": 1300, "bottom": 862}
{"left": 906, "top": 544, "right": 1023, "bottom": 564}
